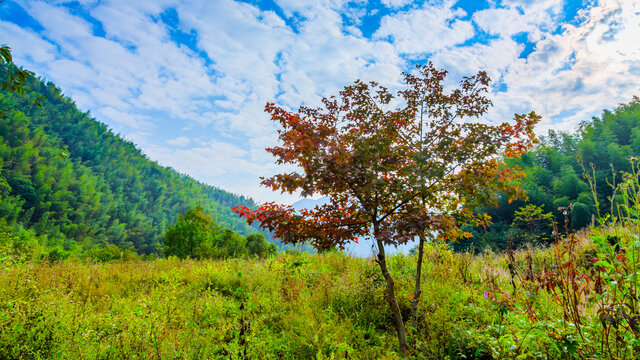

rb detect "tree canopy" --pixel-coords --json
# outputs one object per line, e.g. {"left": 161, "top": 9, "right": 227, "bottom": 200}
{"left": 235, "top": 65, "right": 538, "bottom": 247}
{"left": 164, "top": 206, "right": 276, "bottom": 259}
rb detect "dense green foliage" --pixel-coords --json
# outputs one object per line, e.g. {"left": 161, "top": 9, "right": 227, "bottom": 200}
{"left": 164, "top": 206, "right": 276, "bottom": 259}
{"left": 456, "top": 98, "right": 640, "bottom": 252}
{"left": 0, "top": 72, "right": 272, "bottom": 258}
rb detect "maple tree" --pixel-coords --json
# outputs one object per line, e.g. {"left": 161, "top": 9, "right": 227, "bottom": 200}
{"left": 234, "top": 63, "right": 539, "bottom": 352}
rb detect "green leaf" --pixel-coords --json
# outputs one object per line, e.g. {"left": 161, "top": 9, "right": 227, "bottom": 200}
{"left": 0, "top": 44, "right": 12, "bottom": 64}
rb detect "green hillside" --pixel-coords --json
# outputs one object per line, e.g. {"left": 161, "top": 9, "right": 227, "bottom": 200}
{"left": 0, "top": 72, "right": 271, "bottom": 255}
{"left": 455, "top": 98, "right": 640, "bottom": 252}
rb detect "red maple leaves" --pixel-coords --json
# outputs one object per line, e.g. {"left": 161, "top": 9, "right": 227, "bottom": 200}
{"left": 233, "top": 63, "right": 540, "bottom": 249}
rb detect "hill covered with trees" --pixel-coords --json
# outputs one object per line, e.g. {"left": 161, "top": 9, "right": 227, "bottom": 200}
{"left": 455, "top": 98, "right": 640, "bottom": 252}
{"left": 0, "top": 70, "right": 273, "bottom": 258}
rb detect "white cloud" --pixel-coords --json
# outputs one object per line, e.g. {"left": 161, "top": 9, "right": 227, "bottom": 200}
{"left": 491, "top": 0, "right": 640, "bottom": 132}
{"left": 407, "top": 0, "right": 640, "bottom": 140}
{"left": 375, "top": 0, "right": 474, "bottom": 55}
{"left": 0, "top": 20, "right": 57, "bottom": 69}
{"left": 167, "top": 136, "right": 191, "bottom": 146}
{"left": 24, "top": 1, "right": 95, "bottom": 42}
{"left": 142, "top": 139, "right": 299, "bottom": 203}
{"left": 429, "top": 37, "right": 523, "bottom": 79}
{"left": 472, "top": 0, "right": 562, "bottom": 39}
{"left": 47, "top": 59, "right": 95, "bottom": 88}
{"left": 98, "top": 106, "right": 152, "bottom": 129}
{"left": 381, "top": 0, "right": 413, "bottom": 9}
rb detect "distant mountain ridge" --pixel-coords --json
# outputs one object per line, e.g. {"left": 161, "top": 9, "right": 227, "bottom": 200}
{"left": 291, "top": 196, "right": 331, "bottom": 211}
{"left": 0, "top": 71, "right": 272, "bottom": 254}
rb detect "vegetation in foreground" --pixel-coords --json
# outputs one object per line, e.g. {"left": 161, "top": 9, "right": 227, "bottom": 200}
{"left": 2, "top": 218, "right": 639, "bottom": 359}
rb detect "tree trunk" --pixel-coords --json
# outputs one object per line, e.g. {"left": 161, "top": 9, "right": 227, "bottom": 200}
{"left": 375, "top": 235, "right": 409, "bottom": 353}
{"left": 410, "top": 232, "right": 426, "bottom": 331}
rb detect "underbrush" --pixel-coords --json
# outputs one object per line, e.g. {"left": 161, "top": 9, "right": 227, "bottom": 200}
{"left": 0, "top": 231, "right": 635, "bottom": 360}
{"left": 2, "top": 211, "right": 640, "bottom": 359}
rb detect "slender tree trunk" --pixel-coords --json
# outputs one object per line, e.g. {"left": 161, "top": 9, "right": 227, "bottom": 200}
{"left": 410, "top": 232, "right": 426, "bottom": 331}
{"left": 375, "top": 233, "right": 409, "bottom": 353}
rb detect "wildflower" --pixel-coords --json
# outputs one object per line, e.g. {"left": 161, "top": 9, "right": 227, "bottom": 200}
{"left": 484, "top": 291, "right": 490, "bottom": 297}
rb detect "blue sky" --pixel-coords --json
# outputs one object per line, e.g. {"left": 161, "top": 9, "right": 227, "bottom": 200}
{"left": 2, "top": 0, "right": 639, "bottom": 204}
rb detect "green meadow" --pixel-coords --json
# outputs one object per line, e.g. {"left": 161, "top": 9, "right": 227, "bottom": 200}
{"left": 2, "top": 223, "right": 639, "bottom": 359}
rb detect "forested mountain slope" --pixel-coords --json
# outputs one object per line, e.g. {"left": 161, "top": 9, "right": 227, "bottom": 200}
{"left": 0, "top": 72, "right": 269, "bottom": 254}
{"left": 455, "top": 98, "right": 640, "bottom": 252}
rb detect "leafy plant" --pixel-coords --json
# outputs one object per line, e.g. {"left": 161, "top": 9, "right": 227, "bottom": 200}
{"left": 0, "top": 44, "right": 35, "bottom": 97}
{"left": 164, "top": 206, "right": 275, "bottom": 260}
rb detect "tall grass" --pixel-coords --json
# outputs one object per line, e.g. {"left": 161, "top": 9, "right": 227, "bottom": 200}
{"left": 0, "top": 244, "right": 588, "bottom": 359}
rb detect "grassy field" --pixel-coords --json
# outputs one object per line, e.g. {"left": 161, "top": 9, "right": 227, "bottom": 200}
{"left": 1, "top": 226, "right": 639, "bottom": 359}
